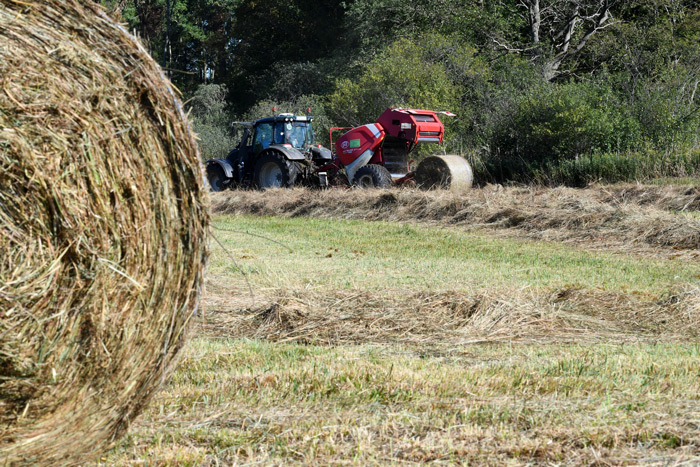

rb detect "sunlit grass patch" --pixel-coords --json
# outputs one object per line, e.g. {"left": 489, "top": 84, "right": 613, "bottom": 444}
{"left": 211, "top": 215, "right": 700, "bottom": 295}
{"left": 102, "top": 209, "right": 700, "bottom": 465}
{"left": 104, "top": 338, "right": 700, "bottom": 465}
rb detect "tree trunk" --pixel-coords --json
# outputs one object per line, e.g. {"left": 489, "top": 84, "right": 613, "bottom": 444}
{"left": 162, "top": 0, "right": 170, "bottom": 74}
{"left": 529, "top": 0, "right": 541, "bottom": 44}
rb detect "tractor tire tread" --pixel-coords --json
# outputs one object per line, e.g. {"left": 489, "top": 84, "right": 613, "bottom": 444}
{"left": 253, "top": 151, "right": 299, "bottom": 188}
{"left": 354, "top": 164, "right": 393, "bottom": 188}
{"left": 206, "top": 163, "right": 228, "bottom": 192}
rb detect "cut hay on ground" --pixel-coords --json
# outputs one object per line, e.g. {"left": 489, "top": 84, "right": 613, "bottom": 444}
{"left": 211, "top": 185, "right": 700, "bottom": 255}
{"left": 201, "top": 284, "right": 700, "bottom": 347}
{"left": 0, "top": 1, "right": 207, "bottom": 464}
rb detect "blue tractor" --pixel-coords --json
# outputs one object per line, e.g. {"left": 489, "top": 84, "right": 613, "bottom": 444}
{"left": 206, "top": 113, "right": 332, "bottom": 190}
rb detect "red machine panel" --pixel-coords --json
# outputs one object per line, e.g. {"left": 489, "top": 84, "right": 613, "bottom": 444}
{"left": 334, "top": 123, "right": 386, "bottom": 166}
{"left": 375, "top": 108, "right": 445, "bottom": 145}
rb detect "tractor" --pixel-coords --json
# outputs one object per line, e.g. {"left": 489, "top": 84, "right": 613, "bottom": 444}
{"left": 206, "top": 113, "right": 332, "bottom": 190}
{"left": 206, "top": 108, "right": 473, "bottom": 190}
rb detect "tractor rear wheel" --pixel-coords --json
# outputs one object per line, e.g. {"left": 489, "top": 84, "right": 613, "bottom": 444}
{"left": 353, "top": 164, "right": 392, "bottom": 188}
{"left": 207, "top": 164, "right": 228, "bottom": 192}
{"left": 254, "top": 152, "right": 299, "bottom": 188}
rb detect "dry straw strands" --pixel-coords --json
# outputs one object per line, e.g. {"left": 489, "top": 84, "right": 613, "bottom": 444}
{"left": 0, "top": 1, "right": 208, "bottom": 464}
{"left": 202, "top": 286, "right": 700, "bottom": 347}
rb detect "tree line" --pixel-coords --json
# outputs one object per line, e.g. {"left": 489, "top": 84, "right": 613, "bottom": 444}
{"left": 102, "top": 0, "right": 700, "bottom": 185}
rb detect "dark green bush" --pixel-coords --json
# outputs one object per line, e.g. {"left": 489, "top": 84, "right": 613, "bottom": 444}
{"left": 475, "top": 149, "right": 700, "bottom": 187}
{"left": 491, "top": 81, "right": 643, "bottom": 164}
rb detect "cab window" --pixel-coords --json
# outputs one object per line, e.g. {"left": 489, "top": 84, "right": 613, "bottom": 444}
{"left": 253, "top": 123, "right": 273, "bottom": 153}
{"left": 274, "top": 122, "right": 287, "bottom": 144}
{"left": 284, "top": 122, "right": 315, "bottom": 149}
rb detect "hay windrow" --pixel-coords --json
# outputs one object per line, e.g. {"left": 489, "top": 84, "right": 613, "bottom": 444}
{"left": 211, "top": 185, "right": 700, "bottom": 255}
{"left": 201, "top": 285, "right": 700, "bottom": 347}
{"left": 0, "top": 1, "right": 207, "bottom": 464}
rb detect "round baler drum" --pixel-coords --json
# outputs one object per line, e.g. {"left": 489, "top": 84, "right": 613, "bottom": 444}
{"left": 0, "top": 1, "right": 208, "bottom": 464}
{"left": 415, "top": 155, "right": 473, "bottom": 192}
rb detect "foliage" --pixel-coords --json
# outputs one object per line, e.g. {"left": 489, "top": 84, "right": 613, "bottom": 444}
{"left": 493, "top": 80, "right": 642, "bottom": 162}
{"left": 228, "top": 0, "right": 346, "bottom": 111}
{"left": 326, "top": 35, "right": 482, "bottom": 129}
{"left": 539, "top": 149, "right": 700, "bottom": 186}
{"left": 447, "top": 54, "right": 545, "bottom": 155}
{"left": 103, "top": 0, "right": 700, "bottom": 185}
{"left": 187, "top": 84, "right": 236, "bottom": 160}
{"left": 630, "top": 67, "right": 700, "bottom": 150}
{"left": 477, "top": 146, "right": 700, "bottom": 187}
{"left": 101, "top": 0, "right": 238, "bottom": 95}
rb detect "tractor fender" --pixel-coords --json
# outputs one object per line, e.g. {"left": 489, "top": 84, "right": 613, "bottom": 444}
{"left": 266, "top": 144, "right": 306, "bottom": 161}
{"left": 206, "top": 158, "right": 234, "bottom": 179}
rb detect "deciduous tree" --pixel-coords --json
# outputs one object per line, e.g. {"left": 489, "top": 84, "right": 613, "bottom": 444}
{"left": 492, "top": 0, "right": 621, "bottom": 80}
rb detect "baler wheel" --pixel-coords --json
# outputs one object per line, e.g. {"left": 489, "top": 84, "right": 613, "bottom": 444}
{"left": 353, "top": 164, "right": 392, "bottom": 188}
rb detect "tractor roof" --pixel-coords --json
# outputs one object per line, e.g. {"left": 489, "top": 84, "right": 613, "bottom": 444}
{"left": 254, "top": 114, "right": 314, "bottom": 125}
{"left": 231, "top": 114, "right": 314, "bottom": 128}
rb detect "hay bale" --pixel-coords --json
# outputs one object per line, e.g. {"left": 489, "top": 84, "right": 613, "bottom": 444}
{"left": 0, "top": 1, "right": 208, "bottom": 464}
{"left": 415, "top": 155, "right": 474, "bottom": 192}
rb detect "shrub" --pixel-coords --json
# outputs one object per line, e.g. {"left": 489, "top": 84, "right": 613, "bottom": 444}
{"left": 483, "top": 80, "right": 651, "bottom": 184}
{"left": 492, "top": 81, "right": 643, "bottom": 163}
{"left": 188, "top": 84, "right": 237, "bottom": 160}
{"left": 326, "top": 35, "right": 464, "bottom": 128}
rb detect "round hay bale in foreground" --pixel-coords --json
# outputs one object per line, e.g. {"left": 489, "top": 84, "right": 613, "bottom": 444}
{"left": 415, "top": 155, "right": 474, "bottom": 192}
{"left": 0, "top": 1, "right": 208, "bottom": 464}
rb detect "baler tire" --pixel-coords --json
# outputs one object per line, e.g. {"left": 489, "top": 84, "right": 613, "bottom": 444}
{"left": 254, "top": 151, "right": 299, "bottom": 189}
{"left": 353, "top": 164, "right": 393, "bottom": 189}
{"left": 207, "top": 164, "right": 228, "bottom": 192}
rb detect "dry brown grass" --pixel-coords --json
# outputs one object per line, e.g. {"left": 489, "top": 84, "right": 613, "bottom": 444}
{"left": 0, "top": 1, "right": 207, "bottom": 464}
{"left": 199, "top": 285, "right": 700, "bottom": 347}
{"left": 211, "top": 184, "right": 700, "bottom": 255}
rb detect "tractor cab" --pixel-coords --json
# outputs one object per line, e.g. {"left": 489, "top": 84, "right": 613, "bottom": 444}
{"left": 250, "top": 114, "right": 316, "bottom": 154}
{"left": 227, "top": 114, "right": 317, "bottom": 163}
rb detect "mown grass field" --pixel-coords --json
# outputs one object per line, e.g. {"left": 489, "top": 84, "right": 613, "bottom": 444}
{"left": 103, "top": 187, "right": 700, "bottom": 465}
{"left": 207, "top": 216, "right": 699, "bottom": 294}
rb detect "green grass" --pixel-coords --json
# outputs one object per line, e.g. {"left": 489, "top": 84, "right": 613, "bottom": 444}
{"left": 212, "top": 215, "right": 700, "bottom": 295}
{"left": 100, "top": 212, "right": 700, "bottom": 465}
{"left": 677, "top": 210, "right": 700, "bottom": 220}
{"left": 103, "top": 338, "right": 700, "bottom": 465}
{"left": 649, "top": 176, "right": 700, "bottom": 186}
{"left": 477, "top": 150, "right": 700, "bottom": 186}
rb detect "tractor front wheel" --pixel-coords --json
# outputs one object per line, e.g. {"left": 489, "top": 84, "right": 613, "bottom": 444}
{"left": 353, "top": 164, "right": 393, "bottom": 188}
{"left": 207, "top": 164, "right": 228, "bottom": 192}
{"left": 254, "top": 152, "right": 299, "bottom": 189}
